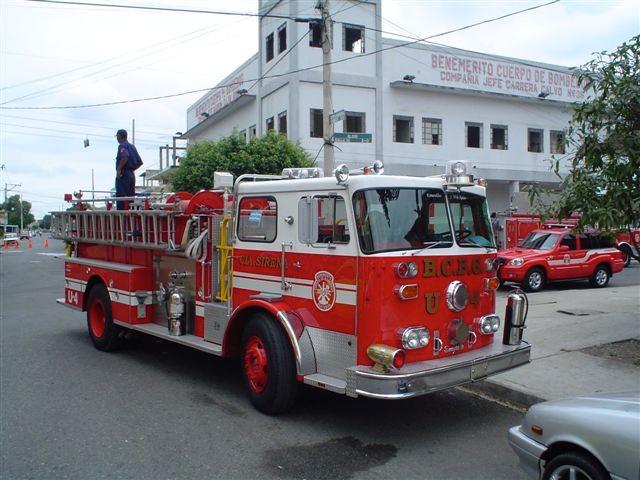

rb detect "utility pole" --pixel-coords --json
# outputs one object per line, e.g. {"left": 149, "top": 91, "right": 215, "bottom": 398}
{"left": 321, "top": 0, "right": 334, "bottom": 176}
{"left": 19, "top": 193, "right": 24, "bottom": 233}
{"left": 131, "top": 118, "right": 136, "bottom": 145}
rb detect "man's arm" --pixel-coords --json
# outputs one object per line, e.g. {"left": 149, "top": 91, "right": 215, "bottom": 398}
{"left": 116, "top": 157, "right": 128, "bottom": 178}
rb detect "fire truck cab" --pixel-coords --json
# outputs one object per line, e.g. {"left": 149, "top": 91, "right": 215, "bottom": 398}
{"left": 53, "top": 161, "right": 531, "bottom": 414}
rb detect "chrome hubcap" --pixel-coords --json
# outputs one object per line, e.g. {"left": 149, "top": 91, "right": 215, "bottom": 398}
{"left": 595, "top": 269, "right": 607, "bottom": 285}
{"left": 549, "top": 464, "right": 592, "bottom": 480}
{"left": 529, "top": 272, "right": 542, "bottom": 289}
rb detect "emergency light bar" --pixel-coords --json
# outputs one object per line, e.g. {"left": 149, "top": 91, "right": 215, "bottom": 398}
{"left": 281, "top": 168, "right": 323, "bottom": 179}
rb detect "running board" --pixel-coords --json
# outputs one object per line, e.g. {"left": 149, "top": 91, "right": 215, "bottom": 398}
{"left": 115, "top": 320, "right": 223, "bottom": 355}
{"left": 303, "top": 374, "right": 346, "bottom": 394}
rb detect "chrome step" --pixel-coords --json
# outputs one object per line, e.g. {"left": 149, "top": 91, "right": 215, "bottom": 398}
{"left": 115, "top": 321, "right": 223, "bottom": 355}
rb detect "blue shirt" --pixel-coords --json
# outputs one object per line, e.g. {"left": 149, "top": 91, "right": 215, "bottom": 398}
{"left": 115, "top": 141, "right": 132, "bottom": 170}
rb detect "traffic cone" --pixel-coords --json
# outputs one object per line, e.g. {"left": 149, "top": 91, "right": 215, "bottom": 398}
{"left": 43, "top": 239, "right": 49, "bottom": 248}
{"left": 2, "top": 242, "right": 7, "bottom": 250}
{"left": 28, "top": 240, "right": 33, "bottom": 248}
{"left": 15, "top": 241, "right": 20, "bottom": 249}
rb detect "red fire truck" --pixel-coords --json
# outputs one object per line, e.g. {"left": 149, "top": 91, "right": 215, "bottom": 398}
{"left": 52, "top": 160, "right": 531, "bottom": 414}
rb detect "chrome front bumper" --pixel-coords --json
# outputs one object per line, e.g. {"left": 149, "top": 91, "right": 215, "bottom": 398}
{"left": 508, "top": 425, "right": 546, "bottom": 479}
{"left": 345, "top": 341, "right": 531, "bottom": 399}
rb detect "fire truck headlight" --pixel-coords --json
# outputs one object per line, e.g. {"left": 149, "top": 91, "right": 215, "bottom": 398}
{"left": 367, "top": 344, "right": 405, "bottom": 372}
{"left": 400, "top": 327, "right": 429, "bottom": 349}
{"left": 334, "top": 164, "right": 349, "bottom": 184}
{"left": 446, "top": 281, "right": 468, "bottom": 312}
{"left": 508, "top": 258, "right": 524, "bottom": 266}
{"left": 477, "top": 315, "right": 500, "bottom": 335}
{"left": 395, "top": 261, "right": 418, "bottom": 278}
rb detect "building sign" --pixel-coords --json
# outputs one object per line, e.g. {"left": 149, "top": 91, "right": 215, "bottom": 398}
{"left": 333, "top": 132, "right": 372, "bottom": 143}
{"left": 426, "top": 53, "right": 585, "bottom": 102}
{"left": 195, "top": 74, "right": 245, "bottom": 118}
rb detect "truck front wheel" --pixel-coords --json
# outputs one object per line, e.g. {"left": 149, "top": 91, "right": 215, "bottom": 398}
{"left": 86, "top": 284, "right": 123, "bottom": 352}
{"left": 241, "top": 314, "right": 298, "bottom": 414}
{"left": 523, "top": 267, "right": 545, "bottom": 292}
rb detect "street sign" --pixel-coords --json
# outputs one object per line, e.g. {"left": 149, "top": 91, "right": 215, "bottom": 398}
{"left": 332, "top": 133, "right": 372, "bottom": 143}
{"left": 329, "top": 110, "right": 346, "bottom": 124}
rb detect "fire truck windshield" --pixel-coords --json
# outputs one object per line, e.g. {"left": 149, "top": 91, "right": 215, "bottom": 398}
{"left": 446, "top": 191, "right": 495, "bottom": 248}
{"left": 519, "top": 231, "right": 560, "bottom": 250}
{"left": 353, "top": 188, "right": 453, "bottom": 254}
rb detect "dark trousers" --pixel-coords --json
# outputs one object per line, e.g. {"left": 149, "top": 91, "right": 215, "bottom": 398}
{"left": 115, "top": 169, "right": 135, "bottom": 210}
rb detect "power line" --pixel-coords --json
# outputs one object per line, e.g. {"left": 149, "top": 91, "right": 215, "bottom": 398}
{"left": 21, "top": 0, "right": 301, "bottom": 20}
{"left": 0, "top": 0, "right": 561, "bottom": 111}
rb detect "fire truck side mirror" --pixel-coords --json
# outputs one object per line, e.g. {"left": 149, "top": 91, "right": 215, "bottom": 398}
{"left": 297, "top": 196, "right": 320, "bottom": 245}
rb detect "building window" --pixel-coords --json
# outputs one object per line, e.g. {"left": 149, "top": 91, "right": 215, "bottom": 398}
{"left": 343, "top": 24, "right": 364, "bottom": 53}
{"left": 278, "top": 111, "right": 287, "bottom": 136}
{"left": 550, "top": 130, "right": 565, "bottom": 154}
{"left": 465, "top": 122, "right": 483, "bottom": 148}
{"left": 309, "top": 21, "right": 332, "bottom": 48}
{"left": 277, "top": 23, "right": 287, "bottom": 54}
{"left": 249, "top": 125, "right": 256, "bottom": 140}
{"left": 393, "top": 115, "right": 414, "bottom": 143}
{"left": 266, "top": 116, "right": 275, "bottom": 132}
{"left": 422, "top": 118, "right": 442, "bottom": 145}
{"left": 240, "top": 129, "right": 247, "bottom": 142}
{"left": 237, "top": 196, "right": 277, "bottom": 243}
{"left": 528, "top": 128, "right": 544, "bottom": 153}
{"left": 490, "top": 124, "right": 508, "bottom": 150}
{"left": 310, "top": 108, "right": 323, "bottom": 138}
{"left": 265, "top": 33, "right": 274, "bottom": 62}
{"left": 345, "top": 112, "right": 365, "bottom": 133}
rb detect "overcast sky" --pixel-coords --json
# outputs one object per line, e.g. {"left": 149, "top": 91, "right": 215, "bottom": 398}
{"left": 1, "top": 0, "right": 638, "bottom": 218}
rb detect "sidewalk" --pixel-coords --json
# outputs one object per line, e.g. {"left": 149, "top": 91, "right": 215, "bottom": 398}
{"left": 467, "top": 270, "right": 640, "bottom": 407}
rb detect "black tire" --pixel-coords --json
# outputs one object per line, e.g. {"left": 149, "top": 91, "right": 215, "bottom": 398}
{"left": 589, "top": 265, "right": 610, "bottom": 288}
{"left": 523, "top": 267, "right": 545, "bottom": 292}
{"left": 542, "top": 451, "right": 610, "bottom": 480}
{"left": 86, "top": 284, "right": 123, "bottom": 352}
{"left": 619, "top": 245, "right": 632, "bottom": 268}
{"left": 240, "top": 313, "right": 298, "bottom": 414}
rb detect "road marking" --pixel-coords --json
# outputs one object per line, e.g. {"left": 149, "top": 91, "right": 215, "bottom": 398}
{"left": 37, "top": 252, "right": 65, "bottom": 257}
{"left": 29, "top": 261, "right": 42, "bottom": 263}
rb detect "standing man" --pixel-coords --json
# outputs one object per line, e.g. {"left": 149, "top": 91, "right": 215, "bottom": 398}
{"left": 115, "top": 129, "right": 136, "bottom": 210}
{"left": 491, "top": 212, "right": 503, "bottom": 249}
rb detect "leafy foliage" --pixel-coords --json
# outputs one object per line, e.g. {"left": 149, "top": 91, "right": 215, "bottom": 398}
{"left": 531, "top": 35, "right": 640, "bottom": 259}
{"left": 0, "top": 194, "right": 35, "bottom": 228}
{"left": 172, "top": 132, "right": 315, "bottom": 193}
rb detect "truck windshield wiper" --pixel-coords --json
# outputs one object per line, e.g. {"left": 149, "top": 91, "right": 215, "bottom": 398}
{"left": 411, "top": 240, "right": 451, "bottom": 256}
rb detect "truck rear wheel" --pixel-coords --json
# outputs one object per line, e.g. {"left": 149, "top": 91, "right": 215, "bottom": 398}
{"left": 619, "top": 245, "right": 632, "bottom": 267}
{"left": 86, "top": 284, "right": 123, "bottom": 352}
{"left": 240, "top": 313, "right": 298, "bottom": 414}
{"left": 523, "top": 267, "right": 545, "bottom": 292}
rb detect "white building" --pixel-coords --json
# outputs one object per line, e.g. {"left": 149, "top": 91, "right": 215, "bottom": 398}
{"left": 181, "top": 0, "right": 584, "bottom": 212}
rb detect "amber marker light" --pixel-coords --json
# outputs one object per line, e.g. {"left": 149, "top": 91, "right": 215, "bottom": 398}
{"left": 485, "top": 277, "right": 501, "bottom": 291}
{"left": 395, "top": 284, "right": 419, "bottom": 300}
{"left": 366, "top": 344, "right": 405, "bottom": 372}
{"left": 531, "top": 425, "right": 543, "bottom": 436}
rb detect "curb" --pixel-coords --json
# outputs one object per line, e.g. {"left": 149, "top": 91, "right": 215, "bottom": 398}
{"left": 462, "top": 379, "right": 546, "bottom": 410}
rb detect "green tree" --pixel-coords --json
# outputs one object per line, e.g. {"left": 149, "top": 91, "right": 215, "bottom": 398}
{"left": 1, "top": 195, "right": 35, "bottom": 228}
{"left": 39, "top": 214, "right": 52, "bottom": 230}
{"left": 172, "top": 131, "right": 315, "bottom": 193}
{"left": 531, "top": 35, "right": 640, "bottom": 260}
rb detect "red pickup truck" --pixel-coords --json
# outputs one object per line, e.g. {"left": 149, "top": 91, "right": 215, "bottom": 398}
{"left": 497, "top": 229, "right": 625, "bottom": 292}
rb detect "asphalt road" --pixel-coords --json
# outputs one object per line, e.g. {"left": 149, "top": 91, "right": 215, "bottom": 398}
{"left": 2, "top": 240, "right": 637, "bottom": 480}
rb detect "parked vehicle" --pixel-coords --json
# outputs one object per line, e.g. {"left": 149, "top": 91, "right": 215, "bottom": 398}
{"left": 497, "top": 229, "right": 624, "bottom": 292}
{"left": 19, "top": 230, "right": 31, "bottom": 240}
{"left": 2, "top": 234, "right": 19, "bottom": 247}
{"left": 51, "top": 160, "right": 531, "bottom": 414}
{"left": 509, "top": 391, "right": 640, "bottom": 480}
{"left": 615, "top": 230, "right": 640, "bottom": 267}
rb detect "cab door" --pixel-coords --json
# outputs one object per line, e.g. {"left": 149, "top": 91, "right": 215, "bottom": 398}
{"left": 549, "top": 233, "right": 582, "bottom": 279}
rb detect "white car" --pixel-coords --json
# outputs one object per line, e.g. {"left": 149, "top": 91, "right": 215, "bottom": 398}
{"left": 509, "top": 392, "right": 640, "bottom": 480}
